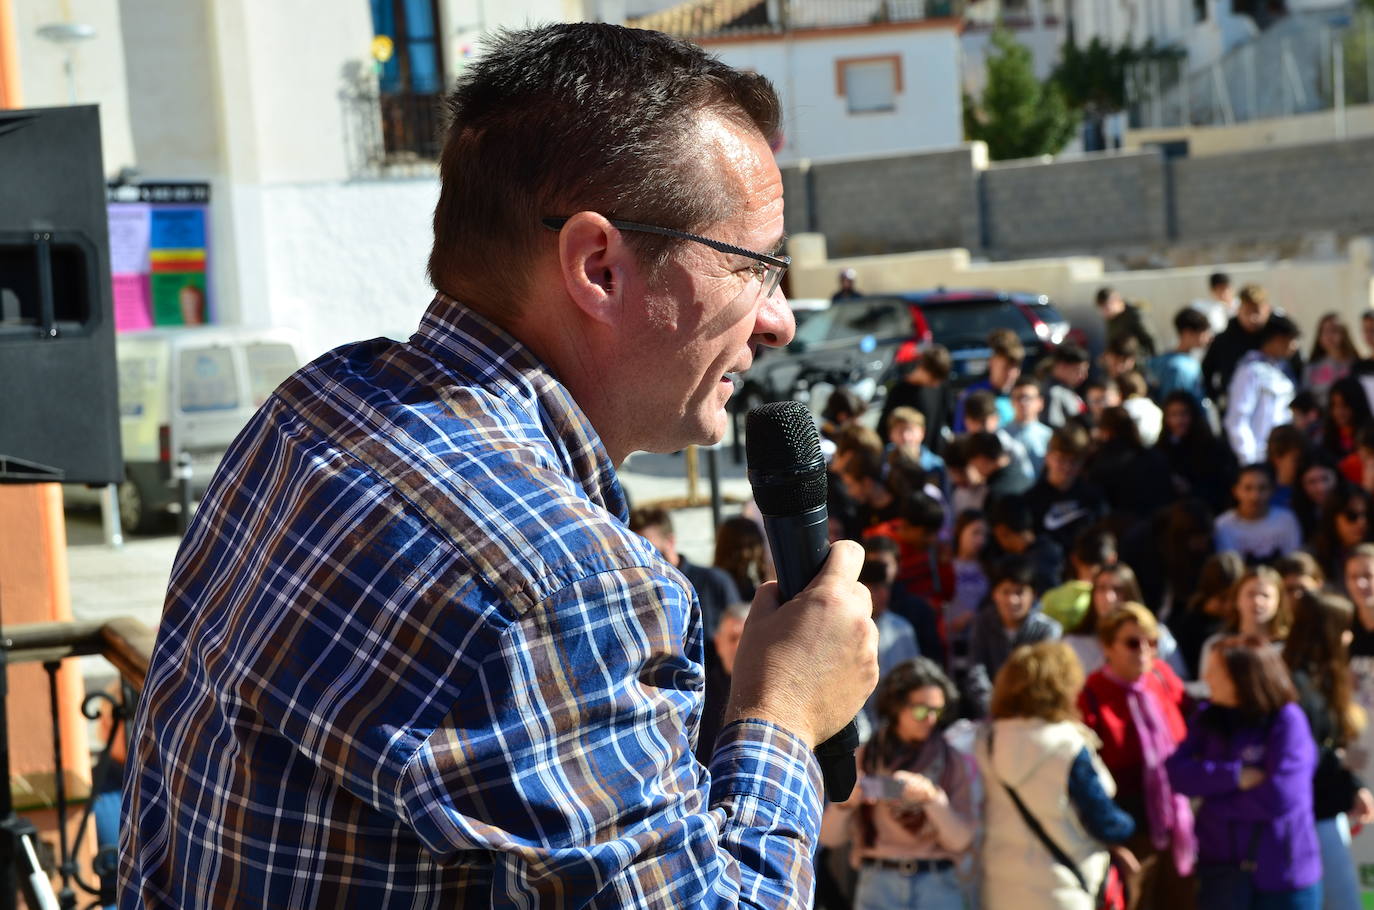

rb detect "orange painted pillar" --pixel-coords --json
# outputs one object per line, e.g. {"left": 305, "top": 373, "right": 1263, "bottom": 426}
{"left": 0, "top": 0, "right": 21, "bottom": 109}
{"left": 0, "top": 485, "right": 91, "bottom": 812}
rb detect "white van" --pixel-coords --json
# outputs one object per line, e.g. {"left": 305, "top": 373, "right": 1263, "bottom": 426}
{"left": 110, "top": 326, "right": 302, "bottom": 532}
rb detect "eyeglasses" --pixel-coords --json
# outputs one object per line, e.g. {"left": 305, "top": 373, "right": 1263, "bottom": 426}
{"left": 908, "top": 704, "right": 943, "bottom": 722}
{"left": 1119, "top": 636, "right": 1157, "bottom": 652}
{"left": 542, "top": 216, "right": 790, "bottom": 299}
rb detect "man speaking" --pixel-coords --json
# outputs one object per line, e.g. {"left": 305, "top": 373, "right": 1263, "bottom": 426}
{"left": 118, "top": 23, "right": 877, "bottom": 908}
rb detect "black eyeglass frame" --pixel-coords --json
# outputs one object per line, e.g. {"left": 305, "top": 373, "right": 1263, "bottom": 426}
{"left": 541, "top": 216, "right": 789, "bottom": 298}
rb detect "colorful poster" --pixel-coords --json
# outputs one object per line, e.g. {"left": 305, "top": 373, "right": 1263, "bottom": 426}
{"left": 106, "top": 183, "right": 212, "bottom": 331}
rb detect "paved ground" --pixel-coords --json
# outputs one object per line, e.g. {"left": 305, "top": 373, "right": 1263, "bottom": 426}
{"left": 62, "top": 440, "right": 754, "bottom": 690}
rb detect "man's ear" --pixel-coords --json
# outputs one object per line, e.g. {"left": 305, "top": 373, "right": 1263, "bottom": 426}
{"left": 553, "top": 212, "right": 634, "bottom": 327}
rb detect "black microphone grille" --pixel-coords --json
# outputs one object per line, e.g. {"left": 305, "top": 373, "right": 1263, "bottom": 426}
{"left": 746, "top": 401, "right": 827, "bottom": 516}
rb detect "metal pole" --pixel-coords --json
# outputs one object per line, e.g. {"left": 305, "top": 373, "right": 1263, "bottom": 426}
{"left": 706, "top": 448, "right": 723, "bottom": 534}
{"left": 99, "top": 484, "right": 123, "bottom": 550}
{"left": 1335, "top": 35, "right": 1347, "bottom": 139}
{"left": 176, "top": 452, "right": 193, "bottom": 537}
{"left": 43, "top": 665, "right": 74, "bottom": 910}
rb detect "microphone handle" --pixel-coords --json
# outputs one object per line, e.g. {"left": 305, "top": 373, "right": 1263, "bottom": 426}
{"left": 759, "top": 508, "right": 860, "bottom": 804}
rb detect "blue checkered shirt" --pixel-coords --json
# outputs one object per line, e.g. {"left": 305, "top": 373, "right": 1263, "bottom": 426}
{"left": 117, "top": 295, "right": 823, "bottom": 907}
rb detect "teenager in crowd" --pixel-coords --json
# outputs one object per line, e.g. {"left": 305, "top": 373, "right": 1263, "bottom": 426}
{"left": 1224, "top": 314, "right": 1300, "bottom": 467}
{"left": 1152, "top": 307, "right": 1213, "bottom": 402}
{"left": 1085, "top": 406, "right": 1175, "bottom": 524}
{"left": 1304, "top": 313, "right": 1358, "bottom": 404}
{"left": 1213, "top": 463, "right": 1302, "bottom": 564}
{"left": 881, "top": 345, "right": 955, "bottom": 453}
{"left": 1283, "top": 590, "right": 1374, "bottom": 910}
{"left": 1308, "top": 486, "right": 1374, "bottom": 585}
{"left": 1119, "top": 498, "right": 1216, "bottom": 618}
{"left": 1198, "top": 565, "right": 1293, "bottom": 673}
{"left": 1025, "top": 424, "right": 1106, "bottom": 554}
{"left": 964, "top": 556, "right": 1062, "bottom": 718}
{"left": 1079, "top": 604, "right": 1194, "bottom": 910}
{"left": 711, "top": 515, "right": 771, "bottom": 603}
{"left": 1169, "top": 551, "right": 1247, "bottom": 680}
{"left": 857, "top": 558, "right": 922, "bottom": 740}
{"left": 1044, "top": 344, "right": 1091, "bottom": 427}
{"left": 822, "top": 658, "right": 974, "bottom": 910}
{"left": 1167, "top": 638, "right": 1321, "bottom": 908}
{"left": 1266, "top": 424, "right": 1308, "bottom": 512}
{"left": 1291, "top": 456, "right": 1341, "bottom": 541}
{"left": 1342, "top": 544, "right": 1374, "bottom": 658}
{"left": 1202, "top": 284, "right": 1279, "bottom": 406}
{"left": 1042, "top": 528, "right": 1117, "bottom": 633}
{"left": 954, "top": 328, "right": 1023, "bottom": 430}
{"left": 1275, "top": 552, "right": 1325, "bottom": 604}
{"left": 1321, "top": 376, "right": 1372, "bottom": 463}
{"left": 977, "top": 641, "right": 1137, "bottom": 910}
{"left": 1118, "top": 371, "right": 1162, "bottom": 447}
{"left": 1154, "top": 390, "right": 1235, "bottom": 513}
{"left": 1006, "top": 375, "right": 1053, "bottom": 476}
{"left": 886, "top": 406, "right": 947, "bottom": 493}
{"left": 946, "top": 510, "right": 989, "bottom": 675}
{"left": 983, "top": 497, "right": 1063, "bottom": 595}
{"left": 1068, "top": 563, "right": 1184, "bottom": 677}
{"left": 1098, "top": 286, "right": 1157, "bottom": 358}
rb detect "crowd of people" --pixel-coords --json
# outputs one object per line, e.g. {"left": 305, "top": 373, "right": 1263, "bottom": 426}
{"left": 636, "top": 273, "right": 1374, "bottom": 909}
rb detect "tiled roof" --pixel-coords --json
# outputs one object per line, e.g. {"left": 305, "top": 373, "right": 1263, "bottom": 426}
{"left": 628, "top": 0, "right": 772, "bottom": 38}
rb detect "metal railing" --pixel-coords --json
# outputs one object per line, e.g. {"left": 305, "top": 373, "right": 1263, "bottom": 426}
{"left": 340, "top": 68, "right": 446, "bottom": 178}
{"left": 1, "top": 618, "right": 155, "bottom": 910}
{"left": 1128, "top": 8, "right": 1374, "bottom": 128}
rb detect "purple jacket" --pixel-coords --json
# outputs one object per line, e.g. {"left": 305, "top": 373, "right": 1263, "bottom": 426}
{"left": 1165, "top": 702, "right": 1320, "bottom": 893}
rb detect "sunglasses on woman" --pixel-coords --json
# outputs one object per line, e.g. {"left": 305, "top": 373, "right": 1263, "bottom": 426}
{"left": 1119, "top": 636, "right": 1157, "bottom": 652}
{"left": 909, "top": 704, "right": 943, "bottom": 722}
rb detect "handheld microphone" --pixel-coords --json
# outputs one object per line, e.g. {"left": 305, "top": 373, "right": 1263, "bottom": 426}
{"left": 745, "top": 400, "right": 859, "bottom": 804}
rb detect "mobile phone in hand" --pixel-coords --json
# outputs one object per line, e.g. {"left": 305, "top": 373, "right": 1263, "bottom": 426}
{"left": 859, "top": 775, "right": 906, "bottom": 800}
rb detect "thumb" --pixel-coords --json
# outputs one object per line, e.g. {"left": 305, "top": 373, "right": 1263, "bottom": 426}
{"left": 805, "top": 538, "right": 865, "bottom": 590}
{"left": 745, "top": 580, "right": 783, "bottom": 621}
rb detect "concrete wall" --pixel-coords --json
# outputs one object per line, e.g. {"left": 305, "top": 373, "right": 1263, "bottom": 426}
{"left": 704, "top": 23, "right": 963, "bottom": 167}
{"left": 782, "top": 133, "right": 1374, "bottom": 261}
{"left": 1125, "top": 104, "right": 1374, "bottom": 157}
{"left": 982, "top": 150, "right": 1169, "bottom": 255}
{"left": 1173, "top": 136, "right": 1374, "bottom": 241}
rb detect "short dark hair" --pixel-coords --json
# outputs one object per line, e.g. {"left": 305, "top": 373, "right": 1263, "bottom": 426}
{"left": 988, "top": 495, "right": 1033, "bottom": 534}
{"left": 964, "top": 390, "right": 999, "bottom": 422}
{"left": 1174, "top": 306, "right": 1211, "bottom": 335}
{"left": 428, "top": 24, "right": 782, "bottom": 319}
{"left": 1236, "top": 462, "right": 1275, "bottom": 485}
{"left": 966, "top": 430, "right": 1005, "bottom": 462}
{"left": 1048, "top": 423, "right": 1091, "bottom": 457}
{"left": 1105, "top": 335, "right": 1139, "bottom": 359}
{"left": 859, "top": 559, "right": 890, "bottom": 586}
{"left": 1117, "top": 370, "right": 1148, "bottom": 399}
{"left": 628, "top": 506, "right": 672, "bottom": 535}
{"left": 899, "top": 490, "right": 946, "bottom": 531}
{"left": 1095, "top": 286, "right": 1116, "bottom": 307}
{"left": 1052, "top": 343, "right": 1089, "bottom": 365}
{"left": 1292, "top": 389, "right": 1320, "bottom": 413}
{"left": 1012, "top": 374, "right": 1041, "bottom": 391}
{"left": 1259, "top": 314, "right": 1300, "bottom": 345}
{"left": 1210, "top": 272, "right": 1231, "bottom": 291}
{"left": 917, "top": 344, "right": 952, "bottom": 381}
{"left": 1266, "top": 424, "right": 1308, "bottom": 459}
{"left": 1072, "top": 527, "right": 1117, "bottom": 568}
{"left": 989, "top": 553, "right": 1036, "bottom": 590}
{"left": 862, "top": 535, "right": 900, "bottom": 558}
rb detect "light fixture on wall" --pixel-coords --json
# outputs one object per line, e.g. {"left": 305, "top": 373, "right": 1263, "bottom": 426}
{"left": 35, "top": 21, "right": 97, "bottom": 104}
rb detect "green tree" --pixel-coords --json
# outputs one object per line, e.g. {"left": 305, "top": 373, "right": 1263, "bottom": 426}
{"left": 1052, "top": 38, "right": 1181, "bottom": 147}
{"left": 964, "top": 29, "right": 1077, "bottom": 160}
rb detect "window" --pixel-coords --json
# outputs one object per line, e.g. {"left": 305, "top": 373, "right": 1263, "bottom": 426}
{"left": 836, "top": 56, "right": 902, "bottom": 114}
{"left": 179, "top": 348, "right": 240, "bottom": 413}
{"left": 369, "top": 0, "right": 446, "bottom": 159}
{"left": 244, "top": 342, "right": 300, "bottom": 407}
{"left": 830, "top": 299, "right": 910, "bottom": 341}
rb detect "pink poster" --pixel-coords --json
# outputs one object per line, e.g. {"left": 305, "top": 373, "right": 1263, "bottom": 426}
{"left": 113, "top": 274, "right": 153, "bottom": 331}
{"left": 109, "top": 203, "right": 154, "bottom": 330}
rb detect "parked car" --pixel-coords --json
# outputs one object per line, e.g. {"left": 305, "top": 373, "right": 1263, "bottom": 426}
{"left": 736, "top": 289, "right": 1070, "bottom": 413}
{"left": 77, "top": 326, "right": 303, "bottom": 533}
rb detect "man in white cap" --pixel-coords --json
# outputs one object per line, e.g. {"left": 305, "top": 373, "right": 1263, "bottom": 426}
{"left": 832, "top": 267, "right": 862, "bottom": 302}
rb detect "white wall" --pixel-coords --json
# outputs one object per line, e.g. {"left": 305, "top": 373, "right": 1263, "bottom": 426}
{"left": 705, "top": 25, "right": 963, "bottom": 165}
{"left": 253, "top": 178, "right": 443, "bottom": 359}
{"left": 11, "top": 0, "right": 136, "bottom": 177}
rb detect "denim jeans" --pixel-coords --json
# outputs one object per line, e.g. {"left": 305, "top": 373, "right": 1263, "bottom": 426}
{"left": 853, "top": 863, "right": 965, "bottom": 910}
{"left": 1316, "top": 815, "right": 1361, "bottom": 910}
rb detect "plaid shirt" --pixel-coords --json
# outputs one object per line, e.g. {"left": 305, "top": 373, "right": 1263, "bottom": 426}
{"left": 119, "top": 296, "right": 823, "bottom": 908}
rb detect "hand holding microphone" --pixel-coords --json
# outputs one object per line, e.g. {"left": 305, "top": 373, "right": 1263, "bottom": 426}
{"left": 724, "top": 401, "right": 878, "bottom": 802}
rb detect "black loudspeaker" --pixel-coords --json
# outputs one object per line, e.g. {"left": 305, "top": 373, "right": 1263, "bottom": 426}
{"left": 0, "top": 105, "right": 122, "bottom": 485}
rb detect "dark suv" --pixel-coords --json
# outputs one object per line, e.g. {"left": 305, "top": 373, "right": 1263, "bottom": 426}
{"left": 736, "top": 289, "right": 1070, "bottom": 411}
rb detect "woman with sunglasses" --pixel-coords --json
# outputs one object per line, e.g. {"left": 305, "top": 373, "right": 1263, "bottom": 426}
{"left": 1309, "top": 486, "right": 1374, "bottom": 586}
{"left": 1079, "top": 604, "right": 1195, "bottom": 909}
{"left": 821, "top": 657, "right": 973, "bottom": 910}
{"left": 1167, "top": 637, "right": 1321, "bottom": 908}
{"left": 1067, "top": 564, "right": 1185, "bottom": 678}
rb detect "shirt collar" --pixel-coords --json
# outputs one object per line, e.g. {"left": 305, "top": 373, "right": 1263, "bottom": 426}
{"left": 411, "top": 293, "right": 628, "bottom": 522}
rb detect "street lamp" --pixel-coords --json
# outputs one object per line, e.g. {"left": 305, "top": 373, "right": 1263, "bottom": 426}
{"left": 35, "top": 21, "right": 97, "bottom": 104}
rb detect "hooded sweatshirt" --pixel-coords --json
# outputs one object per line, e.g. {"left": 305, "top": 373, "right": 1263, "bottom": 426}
{"left": 1224, "top": 349, "right": 1294, "bottom": 466}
